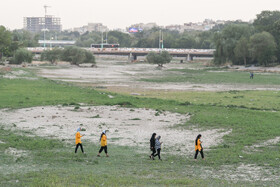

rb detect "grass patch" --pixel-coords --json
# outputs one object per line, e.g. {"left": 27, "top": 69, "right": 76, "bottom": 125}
{"left": 0, "top": 68, "right": 280, "bottom": 185}
{"left": 0, "top": 127, "right": 259, "bottom": 187}
{"left": 141, "top": 68, "right": 280, "bottom": 85}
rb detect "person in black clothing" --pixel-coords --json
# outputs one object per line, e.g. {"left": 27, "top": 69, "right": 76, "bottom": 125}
{"left": 149, "top": 133, "right": 156, "bottom": 160}
{"left": 250, "top": 72, "right": 254, "bottom": 79}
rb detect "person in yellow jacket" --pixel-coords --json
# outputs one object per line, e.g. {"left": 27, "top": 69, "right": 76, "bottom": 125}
{"left": 75, "top": 127, "right": 84, "bottom": 153}
{"left": 194, "top": 134, "right": 204, "bottom": 160}
{"left": 97, "top": 130, "right": 109, "bottom": 157}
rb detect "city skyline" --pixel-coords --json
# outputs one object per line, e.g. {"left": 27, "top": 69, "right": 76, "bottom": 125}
{"left": 1, "top": 0, "right": 280, "bottom": 30}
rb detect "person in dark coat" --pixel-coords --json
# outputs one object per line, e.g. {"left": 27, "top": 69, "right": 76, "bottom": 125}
{"left": 250, "top": 72, "right": 254, "bottom": 79}
{"left": 149, "top": 133, "right": 156, "bottom": 159}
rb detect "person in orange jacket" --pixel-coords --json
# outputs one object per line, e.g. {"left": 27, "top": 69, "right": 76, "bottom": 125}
{"left": 97, "top": 130, "right": 109, "bottom": 157}
{"left": 75, "top": 127, "right": 85, "bottom": 153}
{"left": 194, "top": 134, "right": 204, "bottom": 160}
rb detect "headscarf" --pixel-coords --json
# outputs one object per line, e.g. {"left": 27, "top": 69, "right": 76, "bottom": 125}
{"left": 100, "top": 130, "right": 107, "bottom": 141}
{"left": 150, "top": 133, "right": 156, "bottom": 141}
{"left": 77, "top": 127, "right": 81, "bottom": 132}
{"left": 195, "top": 134, "right": 201, "bottom": 145}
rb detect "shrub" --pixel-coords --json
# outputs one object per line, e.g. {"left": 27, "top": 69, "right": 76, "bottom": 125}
{"left": 60, "top": 46, "right": 95, "bottom": 65}
{"left": 41, "top": 48, "right": 62, "bottom": 64}
{"left": 11, "top": 48, "right": 33, "bottom": 64}
{"left": 146, "top": 51, "right": 172, "bottom": 67}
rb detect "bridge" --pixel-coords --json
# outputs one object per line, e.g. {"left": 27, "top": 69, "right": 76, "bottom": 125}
{"left": 28, "top": 47, "right": 214, "bottom": 61}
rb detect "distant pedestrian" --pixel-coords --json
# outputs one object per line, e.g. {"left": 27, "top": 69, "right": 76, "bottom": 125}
{"left": 250, "top": 72, "right": 254, "bottom": 79}
{"left": 154, "top": 136, "right": 163, "bottom": 160}
{"left": 149, "top": 133, "right": 157, "bottom": 159}
{"left": 97, "top": 130, "right": 109, "bottom": 157}
{"left": 75, "top": 127, "right": 84, "bottom": 153}
{"left": 194, "top": 134, "right": 204, "bottom": 160}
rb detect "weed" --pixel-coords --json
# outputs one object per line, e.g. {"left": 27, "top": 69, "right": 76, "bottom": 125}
{"left": 130, "top": 118, "right": 141, "bottom": 120}
{"left": 90, "top": 114, "right": 101, "bottom": 118}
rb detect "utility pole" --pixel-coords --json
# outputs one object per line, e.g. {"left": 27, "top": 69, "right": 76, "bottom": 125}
{"left": 99, "top": 25, "right": 104, "bottom": 49}
{"left": 159, "top": 30, "right": 161, "bottom": 49}
{"left": 101, "top": 31, "right": 103, "bottom": 49}
{"left": 161, "top": 30, "right": 164, "bottom": 49}
{"left": 105, "top": 31, "right": 108, "bottom": 44}
{"left": 43, "top": 5, "right": 51, "bottom": 49}
{"left": 159, "top": 30, "right": 164, "bottom": 50}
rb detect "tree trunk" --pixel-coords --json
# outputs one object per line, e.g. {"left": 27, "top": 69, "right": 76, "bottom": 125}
{"left": 243, "top": 57, "right": 247, "bottom": 66}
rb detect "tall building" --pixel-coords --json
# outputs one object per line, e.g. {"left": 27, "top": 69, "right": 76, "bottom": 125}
{"left": 23, "top": 15, "right": 62, "bottom": 33}
{"left": 73, "top": 23, "right": 108, "bottom": 34}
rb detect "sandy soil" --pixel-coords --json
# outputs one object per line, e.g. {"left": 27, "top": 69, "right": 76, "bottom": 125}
{"left": 2, "top": 61, "right": 279, "bottom": 182}
{"left": 0, "top": 105, "right": 230, "bottom": 156}
{"left": 35, "top": 60, "right": 280, "bottom": 92}
{"left": 244, "top": 136, "right": 280, "bottom": 153}
{"left": 203, "top": 164, "right": 279, "bottom": 182}
{"left": 4, "top": 147, "right": 28, "bottom": 159}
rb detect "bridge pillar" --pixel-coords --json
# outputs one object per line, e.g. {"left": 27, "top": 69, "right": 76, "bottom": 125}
{"left": 128, "top": 53, "right": 132, "bottom": 62}
{"left": 128, "top": 53, "right": 137, "bottom": 62}
{"left": 133, "top": 54, "right": 137, "bottom": 61}
{"left": 186, "top": 54, "right": 193, "bottom": 62}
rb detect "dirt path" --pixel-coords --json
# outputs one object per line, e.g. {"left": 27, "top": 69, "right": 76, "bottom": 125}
{"left": 0, "top": 105, "right": 230, "bottom": 156}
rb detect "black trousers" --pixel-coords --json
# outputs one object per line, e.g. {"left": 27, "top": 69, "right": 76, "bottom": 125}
{"left": 99, "top": 146, "right": 108, "bottom": 154}
{"left": 150, "top": 147, "right": 156, "bottom": 157}
{"left": 75, "top": 143, "right": 84, "bottom": 153}
{"left": 194, "top": 149, "right": 204, "bottom": 159}
{"left": 154, "top": 148, "right": 161, "bottom": 159}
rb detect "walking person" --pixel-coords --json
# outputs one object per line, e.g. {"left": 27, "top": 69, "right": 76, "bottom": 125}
{"left": 250, "top": 72, "right": 254, "bottom": 79}
{"left": 194, "top": 134, "right": 204, "bottom": 160}
{"left": 75, "top": 127, "right": 84, "bottom": 153}
{"left": 149, "top": 133, "right": 156, "bottom": 160}
{"left": 97, "top": 130, "right": 109, "bottom": 157}
{"left": 154, "top": 136, "right": 163, "bottom": 160}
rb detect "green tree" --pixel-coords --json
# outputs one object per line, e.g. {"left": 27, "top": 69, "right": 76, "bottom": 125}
{"left": 60, "top": 46, "right": 95, "bottom": 65}
{"left": 213, "top": 24, "right": 255, "bottom": 64}
{"left": 254, "top": 11, "right": 280, "bottom": 62}
{"left": 213, "top": 33, "right": 227, "bottom": 65}
{"left": 41, "top": 48, "right": 62, "bottom": 64}
{"left": 108, "top": 31, "right": 132, "bottom": 47}
{"left": 253, "top": 11, "right": 280, "bottom": 33}
{"left": 12, "top": 30, "right": 39, "bottom": 47}
{"left": 234, "top": 37, "right": 250, "bottom": 65}
{"left": 12, "top": 48, "right": 33, "bottom": 64}
{"left": 249, "top": 32, "right": 277, "bottom": 66}
{"left": 146, "top": 51, "right": 172, "bottom": 67}
{"left": 0, "top": 26, "right": 12, "bottom": 60}
{"left": 174, "top": 35, "right": 196, "bottom": 49}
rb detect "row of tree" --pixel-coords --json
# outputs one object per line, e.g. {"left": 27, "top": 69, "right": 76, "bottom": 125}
{"left": 213, "top": 11, "right": 280, "bottom": 66}
{"left": 0, "top": 26, "right": 38, "bottom": 60}
{"left": 41, "top": 47, "right": 96, "bottom": 65}
{"left": 7, "top": 46, "right": 95, "bottom": 65}
{"left": 55, "top": 29, "right": 214, "bottom": 49}
{"left": 1, "top": 10, "right": 280, "bottom": 66}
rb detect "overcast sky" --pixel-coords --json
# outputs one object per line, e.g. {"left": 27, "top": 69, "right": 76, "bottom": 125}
{"left": 1, "top": 0, "right": 280, "bottom": 30}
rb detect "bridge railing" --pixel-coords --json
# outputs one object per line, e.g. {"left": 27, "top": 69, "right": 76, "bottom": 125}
{"left": 88, "top": 48, "right": 215, "bottom": 54}
{"left": 27, "top": 47, "right": 215, "bottom": 55}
